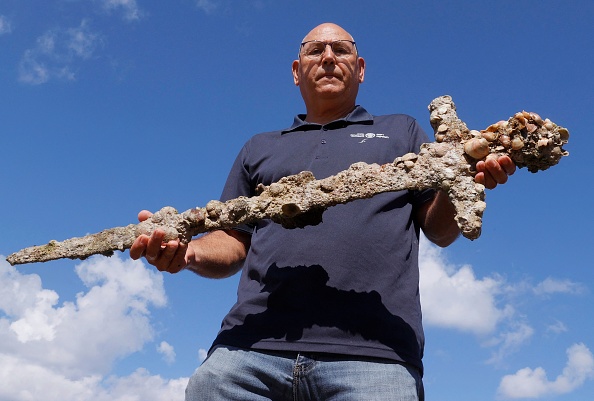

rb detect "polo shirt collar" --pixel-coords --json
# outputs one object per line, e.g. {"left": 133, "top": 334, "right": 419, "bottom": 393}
{"left": 281, "top": 105, "right": 373, "bottom": 134}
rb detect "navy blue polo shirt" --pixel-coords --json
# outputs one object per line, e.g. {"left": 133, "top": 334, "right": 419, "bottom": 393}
{"left": 212, "top": 106, "right": 435, "bottom": 374}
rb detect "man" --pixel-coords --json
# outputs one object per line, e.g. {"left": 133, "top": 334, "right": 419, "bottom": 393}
{"left": 130, "top": 23, "right": 514, "bottom": 401}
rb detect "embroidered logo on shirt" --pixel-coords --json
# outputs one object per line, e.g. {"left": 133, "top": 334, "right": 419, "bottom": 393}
{"left": 350, "top": 132, "right": 390, "bottom": 143}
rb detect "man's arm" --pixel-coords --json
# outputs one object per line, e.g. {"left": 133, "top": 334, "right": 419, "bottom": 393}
{"left": 186, "top": 230, "right": 251, "bottom": 278}
{"left": 129, "top": 210, "right": 250, "bottom": 277}
{"left": 415, "top": 190, "right": 460, "bottom": 248}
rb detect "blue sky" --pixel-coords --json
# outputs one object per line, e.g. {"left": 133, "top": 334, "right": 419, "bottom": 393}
{"left": 0, "top": 1, "right": 592, "bottom": 400}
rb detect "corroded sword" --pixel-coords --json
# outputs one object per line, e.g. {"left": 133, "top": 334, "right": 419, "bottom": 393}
{"left": 6, "top": 96, "right": 569, "bottom": 265}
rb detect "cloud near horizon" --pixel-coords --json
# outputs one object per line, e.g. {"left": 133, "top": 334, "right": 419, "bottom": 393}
{"left": 419, "top": 237, "right": 512, "bottom": 335}
{"left": 0, "top": 255, "right": 187, "bottom": 401}
{"left": 419, "top": 238, "right": 593, "bottom": 398}
{"left": 497, "top": 343, "right": 594, "bottom": 399}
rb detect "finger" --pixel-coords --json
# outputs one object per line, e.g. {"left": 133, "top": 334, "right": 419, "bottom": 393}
{"left": 138, "top": 210, "right": 153, "bottom": 222}
{"left": 498, "top": 156, "right": 516, "bottom": 176}
{"left": 129, "top": 235, "right": 149, "bottom": 260}
{"left": 474, "top": 161, "right": 491, "bottom": 187}
{"left": 167, "top": 243, "right": 189, "bottom": 274}
{"left": 145, "top": 229, "right": 166, "bottom": 262}
{"left": 482, "top": 172, "right": 497, "bottom": 189}
{"left": 154, "top": 241, "right": 187, "bottom": 273}
{"left": 485, "top": 158, "right": 508, "bottom": 185}
{"left": 159, "top": 240, "right": 180, "bottom": 263}
{"left": 474, "top": 171, "right": 486, "bottom": 186}
{"left": 477, "top": 161, "right": 498, "bottom": 189}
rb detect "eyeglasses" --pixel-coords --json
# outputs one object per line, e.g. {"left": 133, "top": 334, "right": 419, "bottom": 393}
{"left": 299, "top": 40, "right": 357, "bottom": 60}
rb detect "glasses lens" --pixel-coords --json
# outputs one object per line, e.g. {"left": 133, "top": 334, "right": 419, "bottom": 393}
{"left": 331, "top": 41, "right": 355, "bottom": 57}
{"left": 302, "top": 41, "right": 355, "bottom": 59}
{"left": 302, "top": 42, "right": 325, "bottom": 58}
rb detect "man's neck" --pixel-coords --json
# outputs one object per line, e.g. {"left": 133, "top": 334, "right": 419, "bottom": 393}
{"left": 304, "top": 102, "right": 356, "bottom": 125}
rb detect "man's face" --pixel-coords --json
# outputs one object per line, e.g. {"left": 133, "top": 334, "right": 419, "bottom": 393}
{"left": 292, "top": 24, "right": 365, "bottom": 106}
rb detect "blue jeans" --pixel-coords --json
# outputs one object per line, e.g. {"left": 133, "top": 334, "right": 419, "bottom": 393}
{"left": 186, "top": 345, "right": 424, "bottom": 401}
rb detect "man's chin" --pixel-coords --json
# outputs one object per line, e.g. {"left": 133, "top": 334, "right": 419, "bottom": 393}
{"left": 315, "top": 84, "right": 345, "bottom": 96}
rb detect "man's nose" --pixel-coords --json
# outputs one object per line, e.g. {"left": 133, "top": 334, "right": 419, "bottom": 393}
{"left": 321, "top": 44, "right": 336, "bottom": 64}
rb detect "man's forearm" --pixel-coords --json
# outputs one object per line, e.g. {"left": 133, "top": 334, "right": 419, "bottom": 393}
{"left": 418, "top": 190, "right": 460, "bottom": 248}
{"left": 186, "top": 230, "right": 251, "bottom": 278}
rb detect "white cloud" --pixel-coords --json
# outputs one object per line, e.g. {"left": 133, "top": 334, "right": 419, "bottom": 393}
{"left": 157, "top": 341, "right": 176, "bottom": 364}
{"left": 99, "top": 369, "right": 188, "bottom": 400}
{"left": 0, "top": 15, "right": 12, "bottom": 35}
{"left": 0, "top": 255, "right": 166, "bottom": 376}
{"left": 0, "top": 255, "right": 187, "bottom": 400}
{"left": 18, "top": 20, "right": 102, "bottom": 85}
{"left": 0, "top": 355, "right": 187, "bottom": 401}
{"left": 497, "top": 343, "right": 594, "bottom": 399}
{"left": 101, "top": 0, "right": 144, "bottom": 21}
{"left": 9, "top": 285, "right": 64, "bottom": 342}
{"left": 533, "top": 277, "right": 585, "bottom": 296}
{"left": 19, "top": 48, "right": 51, "bottom": 85}
{"left": 486, "top": 322, "right": 535, "bottom": 365}
{"left": 419, "top": 237, "right": 512, "bottom": 335}
{"left": 546, "top": 320, "right": 568, "bottom": 334}
{"left": 67, "top": 23, "right": 100, "bottom": 59}
{"left": 196, "top": 0, "right": 219, "bottom": 14}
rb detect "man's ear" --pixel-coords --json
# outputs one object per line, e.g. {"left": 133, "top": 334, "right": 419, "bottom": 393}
{"left": 357, "top": 57, "right": 366, "bottom": 83}
{"left": 292, "top": 60, "right": 300, "bottom": 86}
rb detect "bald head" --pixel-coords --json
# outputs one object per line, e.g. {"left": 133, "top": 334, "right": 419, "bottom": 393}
{"left": 301, "top": 23, "right": 356, "bottom": 48}
{"left": 292, "top": 23, "right": 365, "bottom": 124}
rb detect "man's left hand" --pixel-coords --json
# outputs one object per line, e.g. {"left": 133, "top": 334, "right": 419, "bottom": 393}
{"left": 475, "top": 155, "right": 516, "bottom": 189}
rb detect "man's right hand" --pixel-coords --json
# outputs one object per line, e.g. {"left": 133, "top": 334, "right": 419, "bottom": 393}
{"left": 129, "top": 210, "right": 191, "bottom": 274}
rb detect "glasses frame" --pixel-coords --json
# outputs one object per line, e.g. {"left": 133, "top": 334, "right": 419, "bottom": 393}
{"left": 299, "top": 40, "right": 358, "bottom": 60}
